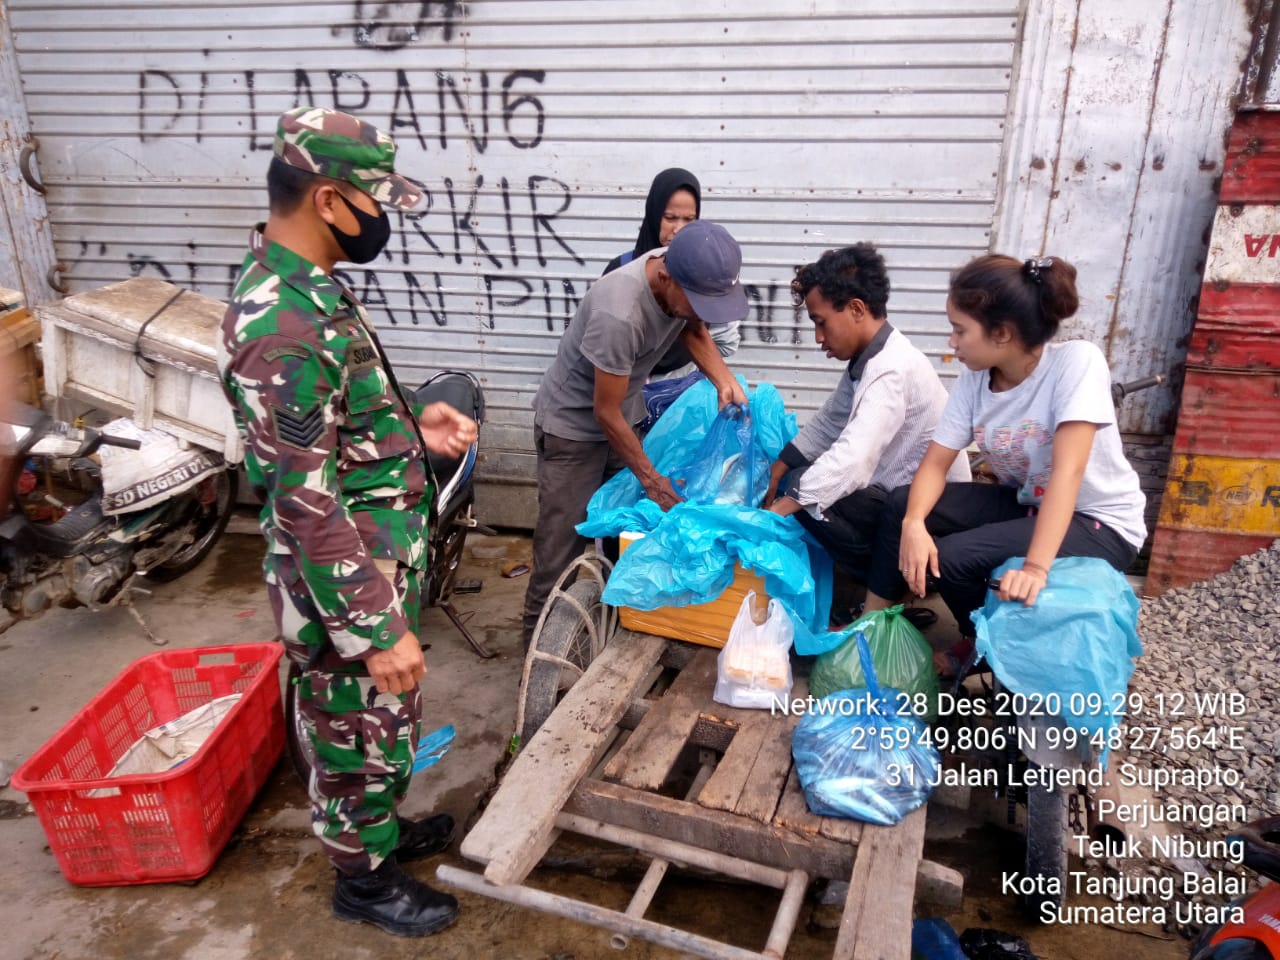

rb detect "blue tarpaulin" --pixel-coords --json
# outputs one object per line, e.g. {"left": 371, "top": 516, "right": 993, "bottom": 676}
{"left": 579, "top": 379, "right": 855, "bottom": 649}
{"left": 973, "top": 556, "right": 1143, "bottom": 766}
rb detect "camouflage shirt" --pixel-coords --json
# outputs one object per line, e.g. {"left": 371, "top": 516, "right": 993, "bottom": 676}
{"left": 218, "top": 227, "right": 432, "bottom": 660}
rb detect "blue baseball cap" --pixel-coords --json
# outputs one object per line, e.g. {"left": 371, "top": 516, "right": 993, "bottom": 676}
{"left": 665, "top": 220, "right": 749, "bottom": 327}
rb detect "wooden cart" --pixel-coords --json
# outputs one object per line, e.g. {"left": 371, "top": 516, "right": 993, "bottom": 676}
{"left": 439, "top": 631, "right": 961, "bottom": 959}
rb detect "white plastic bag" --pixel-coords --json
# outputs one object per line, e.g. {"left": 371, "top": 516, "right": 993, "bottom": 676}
{"left": 714, "top": 590, "right": 794, "bottom": 709}
{"left": 97, "top": 418, "right": 224, "bottom": 516}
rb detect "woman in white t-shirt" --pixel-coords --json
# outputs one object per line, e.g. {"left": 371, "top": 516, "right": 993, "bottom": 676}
{"left": 863, "top": 254, "right": 1147, "bottom": 672}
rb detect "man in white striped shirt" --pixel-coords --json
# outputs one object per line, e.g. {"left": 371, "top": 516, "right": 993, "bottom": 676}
{"left": 766, "top": 244, "right": 969, "bottom": 591}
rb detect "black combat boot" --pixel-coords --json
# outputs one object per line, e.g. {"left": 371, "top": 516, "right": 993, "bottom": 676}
{"left": 395, "top": 813, "right": 455, "bottom": 862}
{"left": 332, "top": 856, "right": 459, "bottom": 937}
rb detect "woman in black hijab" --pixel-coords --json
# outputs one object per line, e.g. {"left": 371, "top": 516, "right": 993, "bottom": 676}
{"left": 602, "top": 168, "right": 701, "bottom": 275}
{"left": 602, "top": 167, "right": 738, "bottom": 378}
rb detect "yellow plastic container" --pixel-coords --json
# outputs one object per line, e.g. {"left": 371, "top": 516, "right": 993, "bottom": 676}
{"left": 616, "top": 532, "right": 770, "bottom": 649}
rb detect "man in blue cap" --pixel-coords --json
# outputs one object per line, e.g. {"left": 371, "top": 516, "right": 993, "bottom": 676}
{"left": 523, "top": 220, "right": 750, "bottom": 644}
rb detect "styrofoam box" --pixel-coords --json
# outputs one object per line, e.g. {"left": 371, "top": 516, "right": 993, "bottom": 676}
{"left": 38, "top": 278, "right": 242, "bottom": 462}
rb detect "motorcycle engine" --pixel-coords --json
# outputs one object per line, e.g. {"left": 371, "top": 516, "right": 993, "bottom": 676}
{"left": 1, "top": 550, "right": 134, "bottom": 623}
{"left": 68, "top": 553, "right": 133, "bottom": 607}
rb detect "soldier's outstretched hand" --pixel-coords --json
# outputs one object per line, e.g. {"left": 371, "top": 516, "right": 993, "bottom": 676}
{"left": 419, "top": 402, "right": 478, "bottom": 458}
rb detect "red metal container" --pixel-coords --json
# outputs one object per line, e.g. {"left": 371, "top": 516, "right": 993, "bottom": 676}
{"left": 11, "top": 643, "right": 284, "bottom": 886}
{"left": 1147, "top": 109, "right": 1280, "bottom": 594}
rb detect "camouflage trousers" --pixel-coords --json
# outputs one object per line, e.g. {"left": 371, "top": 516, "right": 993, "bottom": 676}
{"left": 266, "top": 553, "right": 422, "bottom": 876}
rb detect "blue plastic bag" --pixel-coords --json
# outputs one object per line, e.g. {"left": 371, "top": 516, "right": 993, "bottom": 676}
{"left": 972, "top": 556, "right": 1142, "bottom": 766}
{"left": 667, "top": 403, "right": 766, "bottom": 507}
{"left": 598, "top": 504, "right": 838, "bottom": 643}
{"left": 792, "top": 630, "right": 940, "bottom": 825}
{"left": 580, "top": 380, "right": 874, "bottom": 643}
{"left": 911, "top": 918, "right": 967, "bottom": 960}
{"left": 579, "top": 378, "right": 795, "bottom": 539}
{"left": 581, "top": 380, "right": 845, "bottom": 640}
{"left": 412, "top": 724, "right": 455, "bottom": 773}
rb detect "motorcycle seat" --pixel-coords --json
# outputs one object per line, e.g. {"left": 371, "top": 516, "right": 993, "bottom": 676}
{"left": 4, "top": 495, "right": 109, "bottom": 558}
{"left": 411, "top": 373, "right": 483, "bottom": 484}
{"left": 1235, "top": 816, "right": 1280, "bottom": 883}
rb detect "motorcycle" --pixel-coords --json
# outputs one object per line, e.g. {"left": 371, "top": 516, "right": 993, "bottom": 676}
{"left": 1190, "top": 816, "right": 1280, "bottom": 959}
{"left": 284, "top": 370, "right": 490, "bottom": 783}
{"left": 414, "top": 370, "right": 493, "bottom": 660}
{"left": 0, "top": 401, "right": 237, "bottom": 641}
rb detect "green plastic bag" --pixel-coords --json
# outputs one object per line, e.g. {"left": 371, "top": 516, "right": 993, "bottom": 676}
{"left": 809, "top": 606, "right": 939, "bottom": 720}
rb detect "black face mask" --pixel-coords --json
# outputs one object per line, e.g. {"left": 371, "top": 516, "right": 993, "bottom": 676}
{"left": 328, "top": 191, "right": 391, "bottom": 264}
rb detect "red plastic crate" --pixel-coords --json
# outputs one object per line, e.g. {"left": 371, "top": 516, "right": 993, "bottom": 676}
{"left": 12, "top": 643, "right": 284, "bottom": 886}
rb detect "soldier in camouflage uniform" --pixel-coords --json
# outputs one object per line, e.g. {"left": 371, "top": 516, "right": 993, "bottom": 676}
{"left": 218, "top": 106, "right": 476, "bottom": 938}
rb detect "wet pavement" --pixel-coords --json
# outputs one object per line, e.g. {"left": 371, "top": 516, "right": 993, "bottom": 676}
{"left": 0, "top": 525, "right": 1192, "bottom": 959}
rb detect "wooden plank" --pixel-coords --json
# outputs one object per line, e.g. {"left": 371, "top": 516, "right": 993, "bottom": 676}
{"left": 833, "top": 805, "right": 928, "bottom": 960}
{"left": 619, "top": 698, "right": 741, "bottom": 754}
{"left": 817, "top": 811, "right": 863, "bottom": 846}
{"left": 567, "top": 777, "right": 857, "bottom": 881}
{"left": 0, "top": 308, "right": 39, "bottom": 350}
{"left": 731, "top": 712, "right": 798, "bottom": 824}
{"left": 697, "top": 718, "right": 770, "bottom": 813}
{"left": 773, "top": 766, "right": 825, "bottom": 839}
{"left": 773, "top": 766, "right": 861, "bottom": 845}
{"left": 605, "top": 648, "right": 720, "bottom": 791}
{"left": 437, "top": 863, "right": 768, "bottom": 960}
{"left": 460, "top": 630, "right": 667, "bottom": 885}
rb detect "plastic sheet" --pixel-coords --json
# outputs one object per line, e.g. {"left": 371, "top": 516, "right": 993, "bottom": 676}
{"left": 97, "top": 694, "right": 241, "bottom": 784}
{"left": 581, "top": 378, "right": 795, "bottom": 537}
{"left": 810, "top": 605, "right": 940, "bottom": 721}
{"left": 582, "top": 380, "right": 846, "bottom": 640}
{"left": 412, "top": 724, "right": 455, "bottom": 773}
{"left": 97, "top": 417, "right": 224, "bottom": 516}
{"left": 792, "top": 630, "right": 940, "bottom": 825}
{"left": 973, "top": 556, "right": 1142, "bottom": 766}
{"left": 714, "top": 591, "right": 794, "bottom": 710}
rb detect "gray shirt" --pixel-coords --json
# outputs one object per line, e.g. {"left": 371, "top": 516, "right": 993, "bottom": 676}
{"left": 533, "top": 252, "right": 686, "bottom": 441}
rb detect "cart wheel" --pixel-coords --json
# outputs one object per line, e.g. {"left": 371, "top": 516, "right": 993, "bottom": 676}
{"left": 518, "top": 571, "right": 614, "bottom": 746}
{"left": 1021, "top": 764, "right": 1068, "bottom": 922}
{"left": 283, "top": 661, "right": 317, "bottom": 787}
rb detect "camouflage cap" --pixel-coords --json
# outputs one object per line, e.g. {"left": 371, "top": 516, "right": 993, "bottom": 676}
{"left": 273, "top": 106, "right": 423, "bottom": 209}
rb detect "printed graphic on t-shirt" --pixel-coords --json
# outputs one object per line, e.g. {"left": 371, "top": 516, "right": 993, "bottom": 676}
{"left": 976, "top": 419, "right": 1052, "bottom": 504}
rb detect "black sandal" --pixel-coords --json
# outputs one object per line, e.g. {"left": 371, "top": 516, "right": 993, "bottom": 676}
{"left": 828, "top": 602, "right": 864, "bottom": 630}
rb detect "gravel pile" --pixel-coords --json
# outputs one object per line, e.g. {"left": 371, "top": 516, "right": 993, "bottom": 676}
{"left": 1108, "top": 539, "right": 1280, "bottom": 909}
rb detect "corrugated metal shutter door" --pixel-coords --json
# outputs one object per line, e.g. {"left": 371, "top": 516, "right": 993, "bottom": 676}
{"left": 10, "top": 0, "right": 1017, "bottom": 526}
{"left": 1146, "top": 109, "right": 1280, "bottom": 595}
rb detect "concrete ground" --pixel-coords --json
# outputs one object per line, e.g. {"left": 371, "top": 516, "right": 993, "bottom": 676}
{"left": 0, "top": 525, "right": 1188, "bottom": 960}
{"left": 0, "top": 526, "right": 556, "bottom": 960}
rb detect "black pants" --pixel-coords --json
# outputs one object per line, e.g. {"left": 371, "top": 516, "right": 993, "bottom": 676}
{"left": 794, "top": 484, "right": 888, "bottom": 584}
{"left": 522, "top": 427, "right": 624, "bottom": 644}
{"left": 865, "top": 482, "right": 1138, "bottom": 637}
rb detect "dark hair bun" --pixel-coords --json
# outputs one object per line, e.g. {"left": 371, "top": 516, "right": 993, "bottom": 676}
{"left": 1038, "top": 258, "right": 1079, "bottom": 325}
{"left": 950, "top": 253, "right": 1079, "bottom": 347}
